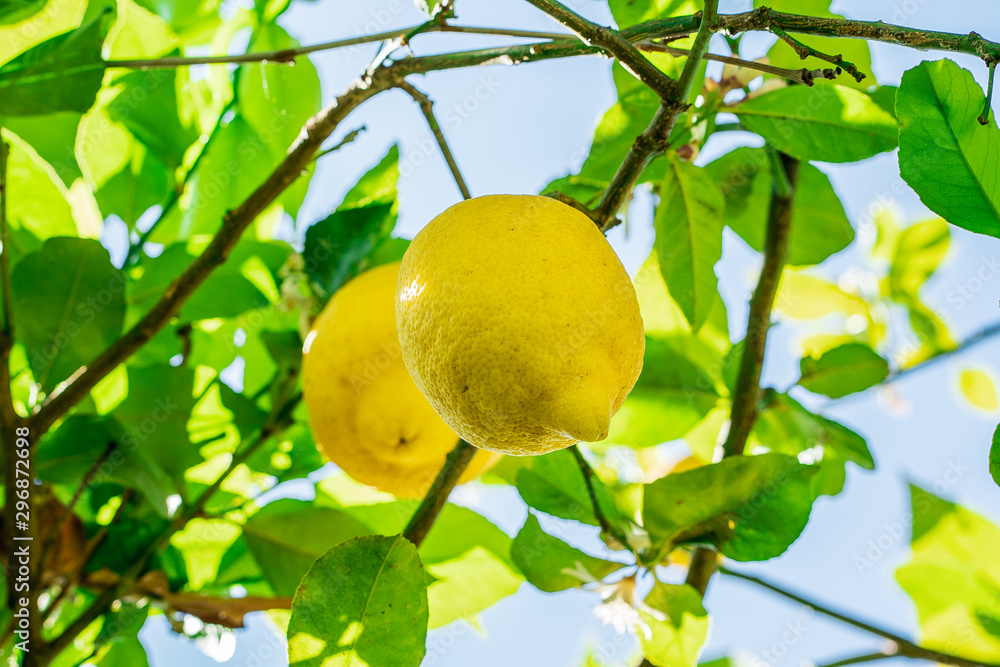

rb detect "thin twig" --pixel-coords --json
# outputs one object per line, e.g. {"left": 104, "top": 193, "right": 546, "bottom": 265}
{"left": 397, "top": 81, "right": 472, "bottom": 199}
{"left": 403, "top": 440, "right": 476, "bottom": 548}
{"left": 569, "top": 445, "right": 632, "bottom": 551}
{"left": 40, "top": 440, "right": 115, "bottom": 564}
{"left": 815, "top": 652, "right": 897, "bottom": 667}
{"left": 768, "top": 24, "right": 865, "bottom": 82}
{"left": 125, "top": 98, "right": 236, "bottom": 265}
{"left": 980, "top": 61, "right": 997, "bottom": 125}
{"left": 523, "top": 0, "right": 677, "bottom": 101}
{"left": 719, "top": 566, "right": 1000, "bottom": 667}
{"left": 310, "top": 126, "right": 367, "bottom": 163}
{"left": 638, "top": 42, "right": 845, "bottom": 85}
{"left": 592, "top": 1, "right": 718, "bottom": 229}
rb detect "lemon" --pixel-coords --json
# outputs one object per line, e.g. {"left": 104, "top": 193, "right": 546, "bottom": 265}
{"left": 396, "top": 195, "right": 644, "bottom": 456}
{"left": 302, "top": 262, "right": 500, "bottom": 497}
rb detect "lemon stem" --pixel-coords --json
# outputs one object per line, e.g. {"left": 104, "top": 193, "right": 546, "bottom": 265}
{"left": 403, "top": 439, "right": 476, "bottom": 547}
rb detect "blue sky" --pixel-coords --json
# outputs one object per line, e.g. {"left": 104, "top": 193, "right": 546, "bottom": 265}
{"left": 137, "top": 0, "right": 1000, "bottom": 665}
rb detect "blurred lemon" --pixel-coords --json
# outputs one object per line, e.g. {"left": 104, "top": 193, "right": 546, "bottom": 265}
{"left": 302, "top": 262, "right": 500, "bottom": 497}
{"left": 396, "top": 195, "right": 644, "bottom": 456}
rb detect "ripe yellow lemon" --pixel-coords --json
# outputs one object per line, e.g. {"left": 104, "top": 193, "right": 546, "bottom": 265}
{"left": 302, "top": 262, "right": 500, "bottom": 497}
{"left": 396, "top": 195, "right": 644, "bottom": 456}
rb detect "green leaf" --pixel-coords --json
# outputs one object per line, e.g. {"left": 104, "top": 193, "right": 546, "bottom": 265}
{"left": 0, "top": 0, "right": 48, "bottom": 24}
{"left": 705, "top": 146, "right": 854, "bottom": 265}
{"left": 757, "top": 0, "right": 873, "bottom": 91}
{"left": 733, "top": 84, "right": 897, "bottom": 163}
{"left": 288, "top": 535, "right": 428, "bottom": 667}
{"left": 12, "top": 238, "right": 125, "bottom": 391}
{"left": 107, "top": 69, "right": 198, "bottom": 170}
{"left": 897, "top": 59, "right": 1000, "bottom": 239}
{"left": 512, "top": 514, "right": 622, "bottom": 592}
{"left": 608, "top": 336, "right": 720, "bottom": 447}
{"left": 425, "top": 546, "right": 522, "bottom": 628}
{"left": 638, "top": 583, "right": 709, "bottom": 667}
{"left": 887, "top": 218, "right": 949, "bottom": 298}
{"left": 36, "top": 415, "right": 178, "bottom": 517}
{"left": 304, "top": 146, "right": 399, "bottom": 298}
{"left": 895, "top": 486, "right": 1000, "bottom": 661}
{"left": 0, "top": 12, "right": 107, "bottom": 115}
{"left": 2, "top": 131, "right": 79, "bottom": 250}
{"left": 798, "top": 343, "right": 889, "bottom": 398}
{"left": 5, "top": 113, "right": 84, "bottom": 184}
{"left": 654, "top": 156, "right": 724, "bottom": 331}
{"left": 991, "top": 424, "right": 1000, "bottom": 489}
{"left": 243, "top": 499, "right": 373, "bottom": 597}
{"left": 642, "top": 452, "right": 817, "bottom": 561}
{"left": 609, "top": 0, "right": 698, "bottom": 28}
{"left": 516, "top": 449, "right": 622, "bottom": 528}
{"left": 753, "top": 392, "right": 874, "bottom": 497}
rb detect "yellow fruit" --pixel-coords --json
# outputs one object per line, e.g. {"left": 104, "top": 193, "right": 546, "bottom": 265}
{"left": 396, "top": 195, "right": 644, "bottom": 456}
{"left": 302, "top": 262, "right": 500, "bottom": 497}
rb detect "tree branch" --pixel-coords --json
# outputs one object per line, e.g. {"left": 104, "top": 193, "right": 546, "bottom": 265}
{"left": 638, "top": 42, "right": 846, "bottom": 85}
{"left": 569, "top": 445, "right": 631, "bottom": 551}
{"left": 719, "top": 566, "right": 1000, "bottom": 667}
{"left": 768, "top": 24, "right": 865, "bottom": 82}
{"left": 815, "top": 652, "right": 898, "bottom": 667}
{"left": 397, "top": 80, "right": 472, "bottom": 200}
{"left": 592, "top": 1, "right": 718, "bottom": 229}
{"left": 682, "top": 152, "right": 800, "bottom": 599}
{"left": 403, "top": 440, "right": 476, "bottom": 548}
{"left": 523, "top": 0, "right": 677, "bottom": 101}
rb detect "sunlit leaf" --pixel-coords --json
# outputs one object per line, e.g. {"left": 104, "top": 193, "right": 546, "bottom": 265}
{"left": 643, "top": 452, "right": 817, "bottom": 561}
{"left": 12, "top": 237, "right": 125, "bottom": 391}
{"left": 512, "top": 514, "right": 622, "bottom": 592}
{"left": 990, "top": 424, "right": 1000, "bottom": 488}
{"left": 654, "top": 156, "right": 724, "bottom": 331}
{"left": 897, "top": 59, "right": 1000, "bottom": 239}
{"left": 798, "top": 343, "right": 889, "bottom": 398}
{"left": 639, "top": 582, "right": 709, "bottom": 667}
{"left": 775, "top": 270, "right": 867, "bottom": 320}
{"left": 705, "top": 146, "right": 855, "bottom": 265}
{"left": 0, "top": 12, "right": 107, "bottom": 115}
{"left": 733, "top": 84, "right": 897, "bottom": 163}
{"left": 517, "top": 449, "right": 622, "bottom": 528}
{"left": 887, "top": 218, "right": 949, "bottom": 298}
{"left": 288, "top": 535, "right": 428, "bottom": 667}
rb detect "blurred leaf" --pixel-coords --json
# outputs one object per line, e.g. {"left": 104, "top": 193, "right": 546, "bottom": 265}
{"left": 991, "top": 424, "right": 1000, "bottom": 488}
{"left": 753, "top": 392, "right": 874, "bottom": 497}
{"left": 757, "top": 0, "right": 872, "bottom": 91}
{"left": 0, "top": 12, "right": 107, "bottom": 115}
{"left": 2, "top": 132, "right": 78, "bottom": 253}
{"left": 107, "top": 68, "right": 198, "bottom": 170}
{"left": 113, "top": 365, "right": 198, "bottom": 480}
{"left": 426, "top": 546, "right": 521, "bottom": 628}
{"left": 733, "top": 84, "right": 897, "bottom": 163}
{"left": 5, "top": 112, "right": 83, "bottom": 183}
{"left": 654, "top": 156, "right": 724, "bottom": 331}
{"left": 287, "top": 535, "right": 427, "bottom": 667}
{"left": 243, "top": 499, "right": 372, "bottom": 597}
{"left": 36, "top": 415, "right": 178, "bottom": 517}
{"left": 639, "top": 582, "right": 709, "bottom": 667}
{"left": 608, "top": 336, "right": 720, "bottom": 447}
{"left": 896, "top": 486, "right": 1000, "bottom": 661}
{"left": 91, "top": 602, "right": 149, "bottom": 666}
{"left": 170, "top": 519, "right": 242, "bottom": 590}
{"left": 798, "top": 343, "right": 889, "bottom": 398}
{"left": 12, "top": 237, "right": 125, "bottom": 391}
{"left": 0, "top": 0, "right": 49, "bottom": 24}
{"left": 868, "top": 85, "right": 898, "bottom": 118}
{"left": 106, "top": 0, "right": 177, "bottom": 58}
{"left": 898, "top": 59, "right": 1000, "bottom": 239}
{"left": 512, "top": 514, "right": 622, "bottom": 592}
{"left": 959, "top": 369, "right": 999, "bottom": 411}
{"left": 705, "top": 146, "right": 854, "bottom": 265}
{"left": 888, "top": 218, "right": 949, "bottom": 298}
{"left": 609, "top": 0, "right": 698, "bottom": 27}
{"left": 643, "top": 452, "right": 817, "bottom": 561}
{"left": 516, "top": 449, "right": 622, "bottom": 528}
{"left": 775, "top": 270, "right": 867, "bottom": 320}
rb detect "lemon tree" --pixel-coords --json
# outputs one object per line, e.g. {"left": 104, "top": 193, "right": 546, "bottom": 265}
{"left": 1, "top": 1, "right": 1000, "bottom": 667}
